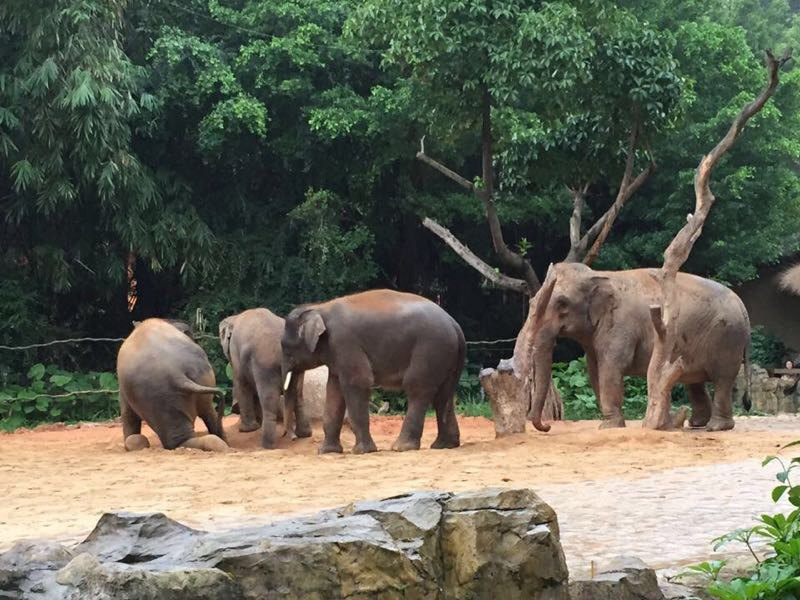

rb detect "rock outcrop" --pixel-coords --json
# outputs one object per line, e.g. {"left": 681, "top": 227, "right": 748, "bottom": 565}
{"left": 569, "top": 557, "right": 665, "bottom": 600}
{"left": 0, "top": 488, "right": 569, "bottom": 600}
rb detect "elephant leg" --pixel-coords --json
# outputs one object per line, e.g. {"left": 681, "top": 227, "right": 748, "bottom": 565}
{"left": 687, "top": 383, "right": 712, "bottom": 428}
{"left": 180, "top": 435, "right": 229, "bottom": 452}
{"left": 119, "top": 389, "right": 142, "bottom": 439}
{"left": 431, "top": 376, "right": 460, "bottom": 450}
{"left": 340, "top": 381, "right": 378, "bottom": 454}
{"left": 320, "top": 375, "right": 346, "bottom": 454}
{"left": 392, "top": 389, "right": 433, "bottom": 452}
{"left": 586, "top": 350, "right": 601, "bottom": 405}
{"left": 256, "top": 378, "right": 281, "bottom": 449}
{"left": 234, "top": 378, "right": 259, "bottom": 433}
{"left": 707, "top": 377, "right": 736, "bottom": 431}
{"left": 198, "top": 394, "right": 227, "bottom": 442}
{"left": 597, "top": 366, "right": 625, "bottom": 428}
{"left": 285, "top": 371, "right": 311, "bottom": 439}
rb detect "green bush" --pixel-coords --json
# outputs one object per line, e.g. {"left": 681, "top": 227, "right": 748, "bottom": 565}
{"left": 751, "top": 326, "right": 790, "bottom": 369}
{"left": 552, "top": 357, "right": 652, "bottom": 420}
{"left": 684, "top": 441, "right": 800, "bottom": 599}
{"left": 0, "top": 364, "right": 120, "bottom": 431}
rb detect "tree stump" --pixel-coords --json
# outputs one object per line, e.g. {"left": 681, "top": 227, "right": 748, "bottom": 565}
{"left": 479, "top": 358, "right": 563, "bottom": 437}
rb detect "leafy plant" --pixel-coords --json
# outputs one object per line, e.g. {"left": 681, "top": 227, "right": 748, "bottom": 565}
{"left": 0, "top": 364, "right": 120, "bottom": 430}
{"left": 552, "top": 357, "right": 657, "bottom": 420}
{"left": 686, "top": 440, "right": 800, "bottom": 599}
{"left": 751, "top": 326, "right": 790, "bottom": 369}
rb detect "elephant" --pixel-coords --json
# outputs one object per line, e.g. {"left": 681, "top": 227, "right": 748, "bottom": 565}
{"left": 116, "top": 318, "right": 228, "bottom": 452}
{"left": 219, "top": 308, "right": 311, "bottom": 448}
{"left": 513, "top": 263, "right": 751, "bottom": 432}
{"left": 281, "top": 289, "right": 465, "bottom": 454}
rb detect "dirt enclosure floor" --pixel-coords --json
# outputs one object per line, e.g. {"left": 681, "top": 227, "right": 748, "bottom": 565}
{"left": 3, "top": 414, "right": 800, "bottom": 575}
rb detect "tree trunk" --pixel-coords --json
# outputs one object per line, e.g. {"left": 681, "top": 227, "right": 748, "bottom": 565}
{"left": 479, "top": 358, "right": 562, "bottom": 437}
{"left": 643, "top": 50, "right": 789, "bottom": 429}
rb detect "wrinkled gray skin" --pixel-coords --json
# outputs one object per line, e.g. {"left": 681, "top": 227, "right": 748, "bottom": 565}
{"left": 219, "top": 309, "right": 311, "bottom": 449}
{"left": 514, "top": 263, "right": 751, "bottom": 432}
{"left": 117, "top": 319, "right": 228, "bottom": 451}
{"left": 281, "top": 289, "right": 465, "bottom": 454}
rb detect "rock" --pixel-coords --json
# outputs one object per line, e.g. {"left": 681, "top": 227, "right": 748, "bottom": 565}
{"left": 300, "top": 365, "right": 329, "bottom": 421}
{"left": 734, "top": 364, "right": 800, "bottom": 414}
{"left": 660, "top": 581, "right": 707, "bottom": 600}
{"left": 569, "top": 556, "right": 664, "bottom": 600}
{"left": 479, "top": 358, "right": 562, "bottom": 437}
{"left": 1, "top": 488, "right": 567, "bottom": 600}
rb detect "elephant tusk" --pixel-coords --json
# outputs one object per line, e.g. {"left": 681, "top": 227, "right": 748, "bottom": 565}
{"left": 283, "top": 372, "right": 293, "bottom": 392}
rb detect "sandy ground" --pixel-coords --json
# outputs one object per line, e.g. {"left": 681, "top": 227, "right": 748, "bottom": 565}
{"left": 2, "top": 414, "right": 800, "bottom": 563}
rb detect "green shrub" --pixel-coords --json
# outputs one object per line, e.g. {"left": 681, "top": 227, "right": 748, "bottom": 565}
{"left": 552, "top": 357, "right": 687, "bottom": 420}
{"left": 685, "top": 441, "right": 800, "bottom": 599}
{"left": 0, "top": 364, "right": 120, "bottom": 430}
{"left": 751, "top": 326, "right": 790, "bottom": 369}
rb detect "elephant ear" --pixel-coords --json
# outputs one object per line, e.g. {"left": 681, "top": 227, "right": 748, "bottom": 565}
{"left": 219, "top": 317, "right": 234, "bottom": 361}
{"left": 299, "top": 311, "right": 326, "bottom": 353}
{"left": 587, "top": 276, "right": 617, "bottom": 330}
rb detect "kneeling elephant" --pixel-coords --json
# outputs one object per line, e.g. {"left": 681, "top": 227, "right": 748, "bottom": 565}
{"left": 117, "top": 319, "right": 228, "bottom": 451}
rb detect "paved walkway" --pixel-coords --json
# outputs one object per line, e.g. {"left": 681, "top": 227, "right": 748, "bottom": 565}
{"left": 540, "top": 458, "right": 787, "bottom": 578}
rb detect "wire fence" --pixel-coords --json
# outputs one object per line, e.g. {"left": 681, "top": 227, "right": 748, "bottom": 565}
{"left": 0, "top": 333, "right": 516, "bottom": 404}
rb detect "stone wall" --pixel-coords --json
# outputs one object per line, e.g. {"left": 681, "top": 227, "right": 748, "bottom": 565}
{"left": 734, "top": 365, "right": 800, "bottom": 414}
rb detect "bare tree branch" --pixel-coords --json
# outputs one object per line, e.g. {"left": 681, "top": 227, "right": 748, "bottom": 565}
{"left": 415, "top": 92, "right": 541, "bottom": 294}
{"left": 643, "top": 48, "right": 791, "bottom": 430}
{"left": 583, "top": 120, "right": 655, "bottom": 266}
{"left": 422, "top": 217, "right": 529, "bottom": 293}
{"left": 416, "top": 138, "right": 474, "bottom": 191}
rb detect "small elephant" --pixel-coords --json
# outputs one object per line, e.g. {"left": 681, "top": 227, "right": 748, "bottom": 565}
{"left": 281, "top": 289, "right": 465, "bottom": 454}
{"left": 514, "top": 263, "right": 751, "bottom": 432}
{"left": 117, "top": 318, "right": 228, "bottom": 451}
{"left": 219, "top": 308, "right": 311, "bottom": 448}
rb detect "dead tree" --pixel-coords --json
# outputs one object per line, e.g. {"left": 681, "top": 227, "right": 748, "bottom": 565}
{"left": 418, "top": 92, "right": 654, "bottom": 428}
{"left": 643, "top": 49, "right": 792, "bottom": 430}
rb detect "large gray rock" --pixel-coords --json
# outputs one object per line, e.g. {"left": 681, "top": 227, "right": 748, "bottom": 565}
{"left": 0, "top": 488, "right": 568, "bottom": 600}
{"left": 569, "top": 556, "right": 665, "bottom": 600}
{"left": 734, "top": 364, "right": 800, "bottom": 414}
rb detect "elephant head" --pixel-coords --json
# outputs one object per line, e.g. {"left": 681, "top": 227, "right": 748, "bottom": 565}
{"left": 218, "top": 316, "right": 236, "bottom": 361}
{"left": 281, "top": 307, "right": 326, "bottom": 390}
{"left": 513, "top": 262, "right": 615, "bottom": 432}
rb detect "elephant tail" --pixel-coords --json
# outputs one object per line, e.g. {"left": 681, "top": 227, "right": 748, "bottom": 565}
{"left": 176, "top": 378, "right": 227, "bottom": 421}
{"left": 742, "top": 343, "right": 752, "bottom": 412}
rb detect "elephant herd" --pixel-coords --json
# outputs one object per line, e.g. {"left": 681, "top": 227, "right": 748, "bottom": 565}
{"left": 116, "top": 264, "right": 752, "bottom": 454}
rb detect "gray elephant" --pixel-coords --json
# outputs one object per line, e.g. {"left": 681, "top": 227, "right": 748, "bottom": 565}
{"left": 281, "top": 289, "right": 465, "bottom": 454}
{"left": 219, "top": 309, "right": 311, "bottom": 448}
{"left": 513, "top": 263, "right": 751, "bottom": 432}
{"left": 117, "top": 318, "right": 227, "bottom": 451}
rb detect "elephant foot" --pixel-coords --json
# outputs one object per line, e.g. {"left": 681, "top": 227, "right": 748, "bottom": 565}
{"left": 260, "top": 436, "right": 278, "bottom": 449}
{"left": 238, "top": 419, "right": 260, "bottom": 433}
{"left": 688, "top": 414, "right": 711, "bottom": 428}
{"left": 294, "top": 423, "right": 312, "bottom": 439}
{"left": 599, "top": 417, "right": 626, "bottom": 429}
{"left": 430, "top": 436, "right": 460, "bottom": 449}
{"left": 352, "top": 439, "right": 379, "bottom": 455}
{"left": 182, "top": 434, "right": 229, "bottom": 452}
{"left": 124, "top": 434, "right": 150, "bottom": 452}
{"left": 706, "top": 416, "right": 735, "bottom": 432}
{"left": 319, "top": 440, "right": 344, "bottom": 454}
{"left": 391, "top": 437, "right": 421, "bottom": 452}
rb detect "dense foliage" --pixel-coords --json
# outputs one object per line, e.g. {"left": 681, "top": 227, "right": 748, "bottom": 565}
{"left": 1, "top": 0, "right": 798, "bottom": 408}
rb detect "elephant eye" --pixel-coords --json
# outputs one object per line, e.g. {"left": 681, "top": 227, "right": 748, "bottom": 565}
{"left": 554, "top": 296, "right": 569, "bottom": 310}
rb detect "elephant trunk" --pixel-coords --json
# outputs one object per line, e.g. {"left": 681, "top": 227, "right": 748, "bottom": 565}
{"left": 529, "top": 335, "right": 556, "bottom": 432}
